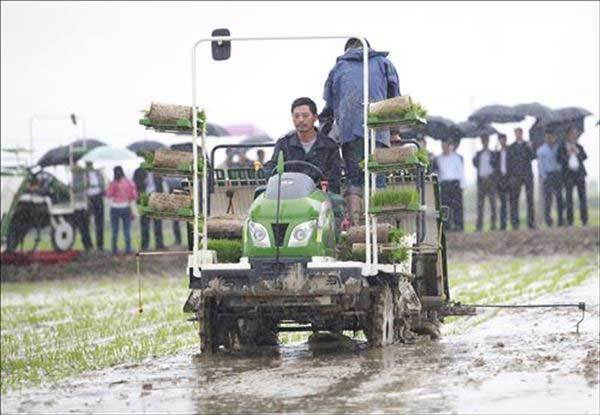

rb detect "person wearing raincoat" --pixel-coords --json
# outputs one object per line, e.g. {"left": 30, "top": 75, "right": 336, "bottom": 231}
{"left": 320, "top": 38, "right": 400, "bottom": 225}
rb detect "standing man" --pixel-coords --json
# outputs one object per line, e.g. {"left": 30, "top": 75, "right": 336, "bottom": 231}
{"left": 71, "top": 165, "right": 93, "bottom": 252}
{"left": 495, "top": 134, "right": 511, "bottom": 230}
{"left": 133, "top": 165, "right": 165, "bottom": 251}
{"left": 472, "top": 135, "right": 498, "bottom": 231}
{"left": 263, "top": 97, "right": 342, "bottom": 195}
{"left": 536, "top": 131, "right": 564, "bottom": 227}
{"left": 558, "top": 126, "right": 588, "bottom": 226}
{"left": 507, "top": 127, "right": 536, "bottom": 230}
{"left": 434, "top": 141, "right": 465, "bottom": 232}
{"left": 85, "top": 161, "right": 105, "bottom": 251}
{"left": 320, "top": 37, "right": 400, "bottom": 224}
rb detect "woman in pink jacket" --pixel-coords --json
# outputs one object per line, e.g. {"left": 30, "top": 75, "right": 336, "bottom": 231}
{"left": 105, "top": 166, "right": 138, "bottom": 254}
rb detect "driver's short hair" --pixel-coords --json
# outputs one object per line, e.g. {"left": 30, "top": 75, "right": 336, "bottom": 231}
{"left": 291, "top": 97, "right": 318, "bottom": 115}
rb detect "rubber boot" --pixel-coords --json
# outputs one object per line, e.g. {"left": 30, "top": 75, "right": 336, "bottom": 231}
{"left": 344, "top": 193, "right": 363, "bottom": 226}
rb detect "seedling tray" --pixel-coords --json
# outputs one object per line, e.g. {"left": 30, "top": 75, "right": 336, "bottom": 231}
{"left": 138, "top": 205, "right": 195, "bottom": 222}
{"left": 140, "top": 162, "right": 200, "bottom": 178}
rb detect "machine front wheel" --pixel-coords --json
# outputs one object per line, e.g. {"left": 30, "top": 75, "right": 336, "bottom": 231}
{"left": 50, "top": 216, "right": 75, "bottom": 252}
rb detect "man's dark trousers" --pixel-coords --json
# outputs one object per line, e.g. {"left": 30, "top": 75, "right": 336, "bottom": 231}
{"left": 510, "top": 175, "right": 535, "bottom": 229}
{"left": 88, "top": 194, "right": 104, "bottom": 250}
{"left": 496, "top": 174, "right": 511, "bottom": 230}
{"left": 140, "top": 216, "right": 164, "bottom": 250}
{"left": 74, "top": 209, "right": 93, "bottom": 251}
{"left": 564, "top": 174, "right": 588, "bottom": 226}
{"left": 542, "top": 172, "right": 564, "bottom": 227}
{"left": 476, "top": 177, "right": 497, "bottom": 231}
{"left": 440, "top": 180, "right": 463, "bottom": 232}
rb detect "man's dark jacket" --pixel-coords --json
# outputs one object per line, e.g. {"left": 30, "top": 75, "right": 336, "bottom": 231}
{"left": 507, "top": 141, "right": 536, "bottom": 178}
{"left": 557, "top": 141, "right": 587, "bottom": 179}
{"left": 263, "top": 130, "right": 342, "bottom": 194}
{"left": 133, "top": 168, "right": 164, "bottom": 196}
{"left": 472, "top": 149, "right": 499, "bottom": 181}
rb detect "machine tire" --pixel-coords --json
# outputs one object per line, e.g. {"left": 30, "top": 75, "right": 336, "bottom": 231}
{"left": 198, "top": 298, "right": 218, "bottom": 354}
{"left": 412, "top": 320, "right": 441, "bottom": 340}
{"left": 50, "top": 216, "right": 75, "bottom": 252}
{"left": 365, "top": 284, "right": 396, "bottom": 347}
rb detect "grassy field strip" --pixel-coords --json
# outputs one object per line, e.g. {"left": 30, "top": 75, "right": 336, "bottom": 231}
{"left": 1, "top": 254, "right": 598, "bottom": 393}
{"left": 444, "top": 255, "right": 598, "bottom": 335}
{"left": 1, "top": 274, "right": 198, "bottom": 392}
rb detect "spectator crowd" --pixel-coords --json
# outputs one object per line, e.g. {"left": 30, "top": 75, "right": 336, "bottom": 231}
{"left": 428, "top": 126, "right": 588, "bottom": 232}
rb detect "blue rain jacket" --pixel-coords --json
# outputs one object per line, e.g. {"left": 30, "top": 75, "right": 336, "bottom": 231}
{"left": 322, "top": 48, "right": 400, "bottom": 146}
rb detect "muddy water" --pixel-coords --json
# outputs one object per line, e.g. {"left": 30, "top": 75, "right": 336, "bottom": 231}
{"left": 3, "top": 278, "right": 599, "bottom": 414}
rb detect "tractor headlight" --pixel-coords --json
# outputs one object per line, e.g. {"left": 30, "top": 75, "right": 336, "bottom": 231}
{"left": 248, "top": 221, "right": 270, "bottom": 247}
{"left": 288, "top": 220, "right": 316, "bottom": 247}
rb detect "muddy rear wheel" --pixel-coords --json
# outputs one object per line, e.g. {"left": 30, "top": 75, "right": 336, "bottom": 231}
{"left": 198, "top": 298, "right": 218, "bottom": 354}
{"left": 365, "top": 285, "right": 396, "bottom": 347}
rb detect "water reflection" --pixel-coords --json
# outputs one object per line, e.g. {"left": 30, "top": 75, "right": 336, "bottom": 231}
{"left": 192, "top": 335, "right": 457, "bottom": 414}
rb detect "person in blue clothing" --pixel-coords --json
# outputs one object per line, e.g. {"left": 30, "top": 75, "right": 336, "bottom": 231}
{"left": 536, "top": 131, "right": 564, "bottom": 227}
{"left": 320, "top": 37, "right": 401, "bottom": 225}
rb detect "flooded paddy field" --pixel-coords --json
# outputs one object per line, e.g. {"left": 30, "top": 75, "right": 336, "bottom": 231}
{"left": 1, "top": 233, "right": 599, "bottom": 413}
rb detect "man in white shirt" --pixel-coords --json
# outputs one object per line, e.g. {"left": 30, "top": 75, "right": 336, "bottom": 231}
{"left": 434, "top": 140, "right": 465, "bottom": 232}
{"left": 472, "top": 135, "right": 498, "bottom": 232}
{"left": 495, "top": 134, "right": 511, "bottom": 230}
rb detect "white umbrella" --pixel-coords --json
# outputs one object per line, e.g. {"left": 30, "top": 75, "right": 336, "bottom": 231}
{"left": 80, "top": 145, "right": 140, "bottom": 163}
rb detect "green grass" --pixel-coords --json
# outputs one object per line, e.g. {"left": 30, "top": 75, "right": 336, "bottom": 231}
{"left": 1, "top": 273, "right": 197, "bottom": 393}
{"left": 1, "top": 254, "right": 597, "bottom": 393}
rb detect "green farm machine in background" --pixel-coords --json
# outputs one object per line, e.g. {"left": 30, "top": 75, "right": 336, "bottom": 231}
{"left": 0, "top": 139, "right": 99, "bottom": 254}
{"left": 138, "top": 32, "right": 476, "bottom": 354}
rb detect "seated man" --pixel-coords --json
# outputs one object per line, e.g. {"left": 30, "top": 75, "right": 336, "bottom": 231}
{"left": 263, "top": 97, "right": 342, "bottom": 194}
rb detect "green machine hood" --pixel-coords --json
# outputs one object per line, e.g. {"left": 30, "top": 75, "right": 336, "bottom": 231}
{"left": 243, "top": 173, "right": 336, "bottom": 259}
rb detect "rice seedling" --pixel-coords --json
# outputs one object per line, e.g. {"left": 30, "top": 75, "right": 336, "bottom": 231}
{"left": 371, "top": 188, "right": 420, "bottom": 210}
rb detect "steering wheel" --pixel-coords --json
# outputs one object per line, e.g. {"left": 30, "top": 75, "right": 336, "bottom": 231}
{"left": 274, "top": 160, "right": 324, "bottom": 184}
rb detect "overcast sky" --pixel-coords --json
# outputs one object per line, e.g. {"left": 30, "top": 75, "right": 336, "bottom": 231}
{"left": 1, "top": 1, "right": 599, "bottom": 185}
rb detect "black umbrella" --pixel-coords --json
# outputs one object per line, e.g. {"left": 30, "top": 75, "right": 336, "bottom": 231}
{"left": 456, "top": 121, "right": 498, "bottom": 138}
{"left": 170, "top": 142, "right": 203, "bottom": 153}
{"left": 540, "top": 107, "right": 592, "bottom": 127}
{"left": 169, "top": 122, "right": 230, "bottom": 137}
{"left": 512, "top": 102, "right": 557, "bottom": 124}
{"left": 468, "top": 105, "right": 525, "bottom": 124}
{"left": 38, "top": 139, "right": 106, "bottom": 167}
{"left": 127, "top": 140, "right": 166, "bottom": 155}
{"left": 423, "top": 116, "right": 462, "bottom": 141}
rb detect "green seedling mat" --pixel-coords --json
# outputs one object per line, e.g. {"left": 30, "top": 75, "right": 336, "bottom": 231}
{"left": 365, "top": 160, "right": 426, "bottom": 173}
{"left": 367, "top": 115, "right": 426, "bottom": 129}
{"left": 369, "top": 204, "right": 424, "bottom": 215}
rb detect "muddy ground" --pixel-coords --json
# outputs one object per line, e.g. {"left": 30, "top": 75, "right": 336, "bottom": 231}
{"left": 2, "top": 226, "right": 598, "bottom": 282}
{"left": 1, "top": 227, "right": 599, "bottom": 413}
{"left": 2, "top": 274, "right": 598, "bottom": 414}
